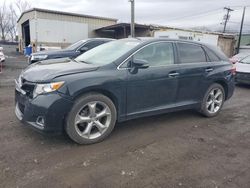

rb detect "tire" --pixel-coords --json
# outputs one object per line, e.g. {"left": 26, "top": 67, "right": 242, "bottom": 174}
{"left": 66, "top": 93, "right": 117, "bottom": 144}
{"left": 200, "top": 83, "right": 225, "bottom": 117}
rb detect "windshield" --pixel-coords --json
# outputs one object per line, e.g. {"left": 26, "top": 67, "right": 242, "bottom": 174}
{"left": 241, "top": 55, "right": 250, "bottom": 64}
{"left": 75, "top": 40, "right": 140, "bottom": 65}
{"left": 66, "top": 40, "right": 86, "bottom": 50}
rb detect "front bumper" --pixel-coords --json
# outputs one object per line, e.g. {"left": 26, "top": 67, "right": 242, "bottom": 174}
{"left": 235, "top": 72, "right": 250, "bottom": 84}
{"left": 15, "top": 85, "right": 74, "bottom": 134}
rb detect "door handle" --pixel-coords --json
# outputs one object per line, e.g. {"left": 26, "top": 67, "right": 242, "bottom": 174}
{"left": 168, "top": 72, "right": 180, "bottom": 78}
{"left": 205, "top": 68, "right": 213, "bottom": 72}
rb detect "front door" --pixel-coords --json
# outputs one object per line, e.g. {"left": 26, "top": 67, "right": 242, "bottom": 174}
{"left": 126, "top": 42, "right": 179, "bottom": 118}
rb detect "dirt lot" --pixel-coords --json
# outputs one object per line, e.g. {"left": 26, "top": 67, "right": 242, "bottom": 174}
{"left": 0, "top": 47, "right": 250, "bottom": 188}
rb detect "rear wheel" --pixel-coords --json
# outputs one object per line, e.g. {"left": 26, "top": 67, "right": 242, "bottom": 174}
{"left": 200, "top": 83, "right": 225, "bottom": 117}
{"left": 66, "top": 93, "right": 117, "bottom": 144}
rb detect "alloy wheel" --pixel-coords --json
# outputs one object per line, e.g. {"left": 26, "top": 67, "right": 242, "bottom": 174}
{"left": 74, "top": 101, "right": 111, "bottom": 139}
{"left": 206, "top": 88, "right": 223, "bottom": 114}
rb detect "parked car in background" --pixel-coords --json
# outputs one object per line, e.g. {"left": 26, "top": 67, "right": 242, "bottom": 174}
{"left": 234, "top": 54, "right": 250, "bottom": 84}
{"left": 15, "top": 38, "right": 235, "bottom": 144}
{"left": 0, "top": 47, "right": 5, "bottom": 62}
{"left": 28, "top": 38, "right": 114, "bottom": 64}
{"left": 230, "top": 52, "right": 249, "bottom": 64}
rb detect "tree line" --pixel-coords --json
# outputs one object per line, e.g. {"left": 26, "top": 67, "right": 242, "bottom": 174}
{"left": 0, "top": 0, "right": 31, "bottom": 41}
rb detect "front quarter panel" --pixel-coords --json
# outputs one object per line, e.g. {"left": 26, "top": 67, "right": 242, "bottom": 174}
{"left": 54, "top": 66, "right": 127, "bottom": 121}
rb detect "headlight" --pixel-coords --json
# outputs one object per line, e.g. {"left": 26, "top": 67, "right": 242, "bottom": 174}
{"left": 31, "top": 54, "right": 48, "bottom": 61}
{"left": 33, "top": 81, "right": 64, "bottom": 98}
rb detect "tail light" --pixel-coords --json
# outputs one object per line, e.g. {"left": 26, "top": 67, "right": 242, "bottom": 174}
{"left": 231, "top": 64, "right": 236, "bottom": 75}
{"left": 229, "top": 57, "right": 238, "bottom": 64}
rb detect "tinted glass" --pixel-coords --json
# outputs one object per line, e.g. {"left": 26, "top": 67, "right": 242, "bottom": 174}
{"left": 66, "top": 40, "right": 86, "bottom": 50}
{"left": 204, "top": 47, "right": 220, "bottom": 61}
{"left": 81, "top": 41, "right": 104, "bottom": 51}
{"left": 177, "top": 43, "right": 206, "bottom": 63}
{"left": 75, "top": 40, "right": 140, "bottom": 65}
{"left": 133, "top": 42, "right": 174, "bottom": 66}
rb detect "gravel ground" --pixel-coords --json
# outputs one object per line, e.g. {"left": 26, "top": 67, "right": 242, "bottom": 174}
{"left": 0, "top": 44, "right": 28, "bottom": 87}
{"left": 0, "top": 47, "right": 250, "bottom": 188}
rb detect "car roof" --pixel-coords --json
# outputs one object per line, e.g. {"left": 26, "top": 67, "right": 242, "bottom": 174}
{"left": 117, "top": 37, "right": 228, "bottom": 61}
{"left": 119, "top": 37, "right": 208, "bottom": 46}
{"left": 87, "top": 38, "right": 115, "bottom": 41}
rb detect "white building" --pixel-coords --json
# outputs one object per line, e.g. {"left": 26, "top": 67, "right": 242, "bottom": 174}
{"left": 17, "top": 8, "right": 117, "bottom": 51}
{"left": 154, "top": 27, "right": 236, "bottom": 57}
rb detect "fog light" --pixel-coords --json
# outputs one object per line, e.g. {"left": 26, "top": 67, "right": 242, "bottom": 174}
{"left": 36, "top": 116, "right": 45, "bottom": 127}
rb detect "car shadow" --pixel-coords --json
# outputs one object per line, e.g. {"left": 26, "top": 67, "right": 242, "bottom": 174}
{"left": 20, "top": 109, "right": 201, "bottom": 147}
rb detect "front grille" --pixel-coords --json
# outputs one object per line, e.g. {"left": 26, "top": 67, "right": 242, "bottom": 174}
{"left": 19, "top": 76, "right": 35, "bottom": 98}
{"left": 21, "top": 83, "right": 35, "bottom": 98}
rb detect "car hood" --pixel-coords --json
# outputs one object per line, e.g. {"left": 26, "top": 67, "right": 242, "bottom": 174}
{"left": 236, "top": 62, "right": 250, "bottom": 73}
{"left": 32, "top": 49, "right": 73, "bottom": 56}
{"left": 21, "top": 58, "right": 98, "bottom": 82}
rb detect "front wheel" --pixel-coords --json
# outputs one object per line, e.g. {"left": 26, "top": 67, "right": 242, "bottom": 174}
{"left": 66, "top": 93, "right": 117, "bottom": 144}
{"left": 200, "top": 83, "right": 225, "bottom": 117}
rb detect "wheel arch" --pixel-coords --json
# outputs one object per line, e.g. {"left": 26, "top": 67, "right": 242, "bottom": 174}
{"left": 72, "top": 88, "right": 119, "bottom": 115}
{"left": 214, "top": 80, "right": 228, "bottom": 100}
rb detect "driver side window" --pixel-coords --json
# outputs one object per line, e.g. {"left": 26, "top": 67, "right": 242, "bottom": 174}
{"left": 133, "top": 42, "right": 174, "bottom": 66}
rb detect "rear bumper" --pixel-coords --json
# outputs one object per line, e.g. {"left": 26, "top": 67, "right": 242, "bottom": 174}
{"left": 235, "top": 72, "right": 250, "bottom": 85}
{"left": 15, "top": 88, "right": 74, "bottom": 134}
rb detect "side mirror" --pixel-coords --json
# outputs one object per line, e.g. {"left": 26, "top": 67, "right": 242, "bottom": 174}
{"left": 132, "top": 59, "right": 149, "bottom": 69}
{"left": 79, "top": 47, "right": 89, "bottom": 53}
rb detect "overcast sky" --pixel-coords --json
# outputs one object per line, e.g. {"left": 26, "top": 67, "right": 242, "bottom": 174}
{"left": 5, "top": 0, "right": 250, "bottom": 32}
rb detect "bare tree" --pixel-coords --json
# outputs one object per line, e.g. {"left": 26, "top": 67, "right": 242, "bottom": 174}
{"left": 7, "top": 4, "right": 18, "bottom": 41}
{"left": 0, "top": 0, "right": 31, "bottom": 41}
{"left": 15, "top": 0, "right": 31, "bottom": 15}
{"left": 0, "top": 1, "right": 9, "bottom": 40}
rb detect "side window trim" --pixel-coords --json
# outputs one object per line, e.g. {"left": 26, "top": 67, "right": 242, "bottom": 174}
{"left": 203, "top": 46, "right": 221, "bottom": 62}
{"left": 201, "top": 46, "right": 210, "bottom": 62}
{"left": 118, "top": 41, "right": 176, "bottom": 69}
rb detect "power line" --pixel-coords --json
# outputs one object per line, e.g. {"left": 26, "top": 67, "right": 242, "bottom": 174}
{"left": 166, "top": 8, "right": 222, "bottom": 22}
{"left": 228, "top": 5, "right": 250, "bottom": 8}
{"left": 228, "top": 21, "right": 250, "bottom": 27}
{"left": 166, "top": 6, "right": 249, "bottom": 23}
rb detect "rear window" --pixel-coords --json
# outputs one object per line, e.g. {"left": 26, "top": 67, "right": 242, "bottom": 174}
{"left": 177, "top": 43, "right": 206, "bottom": 63}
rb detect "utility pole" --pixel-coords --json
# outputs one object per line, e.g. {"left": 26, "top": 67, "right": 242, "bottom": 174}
{"left": 236, "top": 6, "right": 246, "bottom": 54}
{"left": 223, "top": 7, "right": 234, "bottom": 33}
{"left": 129, "top": 0, "right": 135, "bottom": 37}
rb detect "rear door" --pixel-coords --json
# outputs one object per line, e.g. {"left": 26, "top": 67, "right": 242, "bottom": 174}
{"left": 175, "top": 42, "right": 212, "bottom": 105}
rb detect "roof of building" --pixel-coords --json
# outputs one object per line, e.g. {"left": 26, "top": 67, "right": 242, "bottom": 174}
{"left": 150, "top": 24, "right": 236, "bottom": 38}
{"left": 17, "top": 8, "right": 118, "bottom": 23}
{"left": 96, "top": 22, "right": 236, "bottom": 38}
{"left": 95, "top": 23, "right": 151, "bottom": 31}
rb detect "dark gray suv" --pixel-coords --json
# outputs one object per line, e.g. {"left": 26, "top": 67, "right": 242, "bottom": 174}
{"left": 15, "top": 38, "right": 235, "bottom": 144}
